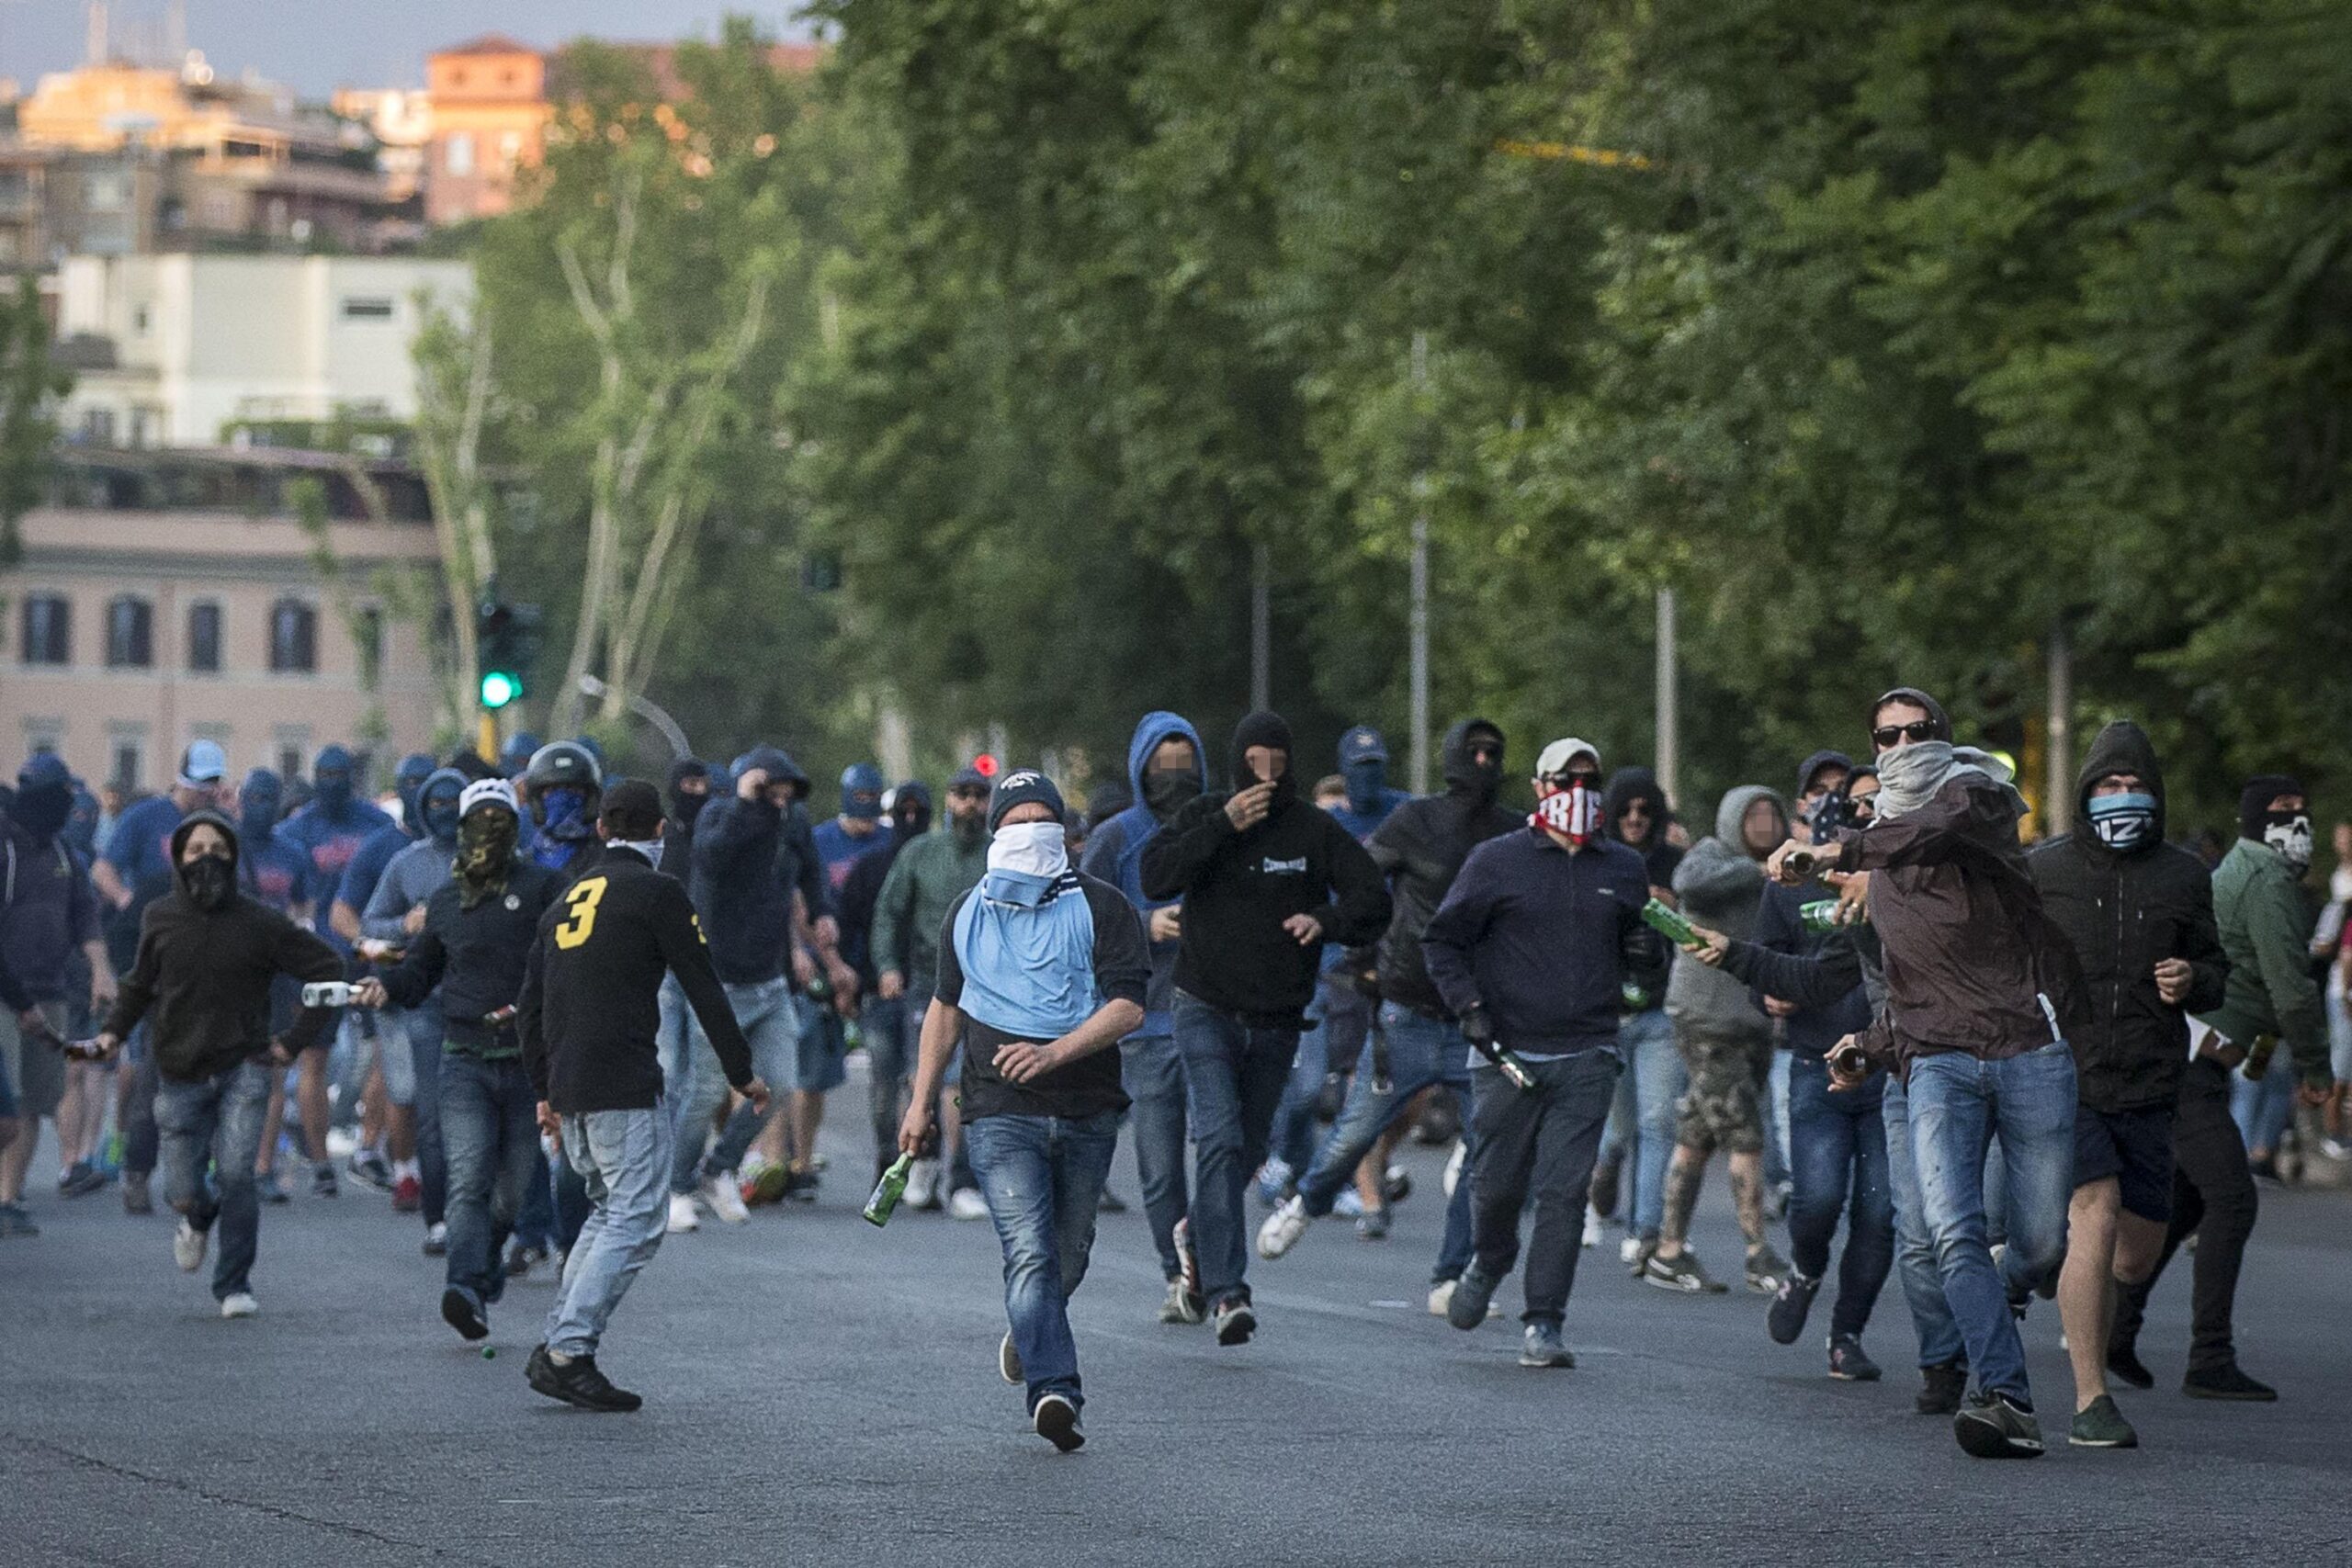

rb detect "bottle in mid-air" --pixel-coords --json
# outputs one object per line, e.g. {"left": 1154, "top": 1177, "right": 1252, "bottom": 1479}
{"left": 864, "top": 1152, "right": 914, "bottom": 1227}
{"left": 300, "top": 980, "right": 358, "bottom": 1009}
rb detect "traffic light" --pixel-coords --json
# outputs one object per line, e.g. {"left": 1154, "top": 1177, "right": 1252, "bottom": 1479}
{"left": 476, "top": 597, "right": 543, "bottom": 711}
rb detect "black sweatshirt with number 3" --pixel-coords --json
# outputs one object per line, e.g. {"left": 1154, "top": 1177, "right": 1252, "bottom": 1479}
{"left": 518, "top": 844, "right": 755, "bottom": 1113}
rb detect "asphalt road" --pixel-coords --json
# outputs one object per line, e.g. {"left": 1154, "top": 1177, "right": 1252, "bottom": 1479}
{"left": 4, "top": 1071, "right": 2347, "bottom": 1568}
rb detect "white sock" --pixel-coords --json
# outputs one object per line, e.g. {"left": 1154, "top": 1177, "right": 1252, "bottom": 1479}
{"left": 393, "top": 1158, "right": 419, "bottom": 1181}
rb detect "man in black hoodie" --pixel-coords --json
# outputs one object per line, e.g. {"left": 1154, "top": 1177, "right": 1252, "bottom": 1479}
{"left": 91, "top": 812, "right": 343, "bottom": 1317}
{"left": 2028, "top": 720, "right": 2227, "bottom": 1450}
{"left": 1255, "top": 719, "right": 1515, "bottom": 1299}
{"left": 1589, "top": 764, "right": 1686, "bottom": 1270}
{"left": 1141, "top": 711, "right": 1390, "bottom": 1346}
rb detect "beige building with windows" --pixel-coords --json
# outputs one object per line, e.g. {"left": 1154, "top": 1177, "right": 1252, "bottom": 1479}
{"left": 1, "top": 447, "right": 444, "bottom": 790}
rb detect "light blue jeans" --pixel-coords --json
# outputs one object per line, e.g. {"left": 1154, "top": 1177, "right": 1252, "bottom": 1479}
{"left": 2229, "top": 1044, "right": 2297, "bottom": 1156}
{"left": 1906, "top": 1042, "right": 2077, "bottom": 1404}
{"left": 1597, "top": 1009, "right": 1684, "bottom": 1240}
{"left": 1298, "top": 1003, "right": 1476, "bottom": 1282}
{"left": 966, "top": 1109, "right": 1121, "bottom": 1414}
{"left": 156, "top": 1058, "right": 272, "bottom": 1300}
{"left": 1882, "top": 1072, "right": 1964, "bottom": 1369}
{"left": 546, "top": 1103, "right": 674, "bottom": 1359}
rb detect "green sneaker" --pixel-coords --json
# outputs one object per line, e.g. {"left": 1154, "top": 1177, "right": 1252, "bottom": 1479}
{"left": 2068, "top": 1394, "right": 2138, "bottom": 1449}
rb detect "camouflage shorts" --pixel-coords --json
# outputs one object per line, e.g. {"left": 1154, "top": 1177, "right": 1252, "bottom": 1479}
{"left": 1672, "top": 1028, "right": 1770, "bottom": 1155}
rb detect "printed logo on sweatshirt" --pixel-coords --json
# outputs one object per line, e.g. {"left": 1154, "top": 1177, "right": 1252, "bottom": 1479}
{"left": 1260, "top": 856, "right": 1308, "bottom": 875}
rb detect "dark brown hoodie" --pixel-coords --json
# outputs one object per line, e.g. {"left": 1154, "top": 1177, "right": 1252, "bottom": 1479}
{"left": 100, "top": 810, "right": 343, "bottom": 1083}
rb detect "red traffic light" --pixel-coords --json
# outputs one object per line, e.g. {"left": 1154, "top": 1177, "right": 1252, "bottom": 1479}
{"left": 972, "top": 754, "right": 1000, "bottom": 779}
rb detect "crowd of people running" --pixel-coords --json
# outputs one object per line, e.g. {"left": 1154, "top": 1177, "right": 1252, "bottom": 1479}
{"left": 2, "top": 688, "right": 2346, "bottom": 1457}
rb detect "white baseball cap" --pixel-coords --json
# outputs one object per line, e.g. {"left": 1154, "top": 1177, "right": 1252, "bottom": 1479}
{"left": 1534, "top": 738, "right": 1601, "bottom": 779}
{"left": 458, "top": 777, "right": 519, "bottom": 819}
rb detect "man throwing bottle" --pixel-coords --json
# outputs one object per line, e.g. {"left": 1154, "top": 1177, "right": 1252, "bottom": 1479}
{"left": 900, "top": 770, "right": 1148, "bottom": 1452}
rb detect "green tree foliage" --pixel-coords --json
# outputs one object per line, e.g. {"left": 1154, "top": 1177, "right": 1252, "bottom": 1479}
{"left": 0, "top": 275, "right": 72, "bottom": 567}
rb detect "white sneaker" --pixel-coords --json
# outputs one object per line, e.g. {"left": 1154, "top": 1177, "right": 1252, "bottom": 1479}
{"left": 1443, "top": 1139, "right": 1466, "bottom": 1198}
{"left": 173, "top": 1216, "right": 209, "bottom": 1272}
{"left": 1428, "top": 1279, "right": 1456, "bottom": 1317}
{"left": 1333, "top": 1187, "right": 1364, "bottom": 1219}
{"left": 666, "top": 1192, "right": 701, "bottom": 1234}
{"left": 701, "top": 1174, "right": 750, "bottom": 1224}
{"left": 325, "top": 1126, "right": 359, "bottom": 1160}
{"left": 904, "top": 1157, "right": 941, "bottom": 1210}
{"left": 1256, "top": 1194, "right": 1309, "bottom": 1260}
{"left": 1619, "top": 1235, "right": 1645, "bottom": 1267}
{"left": 220, "top": 1292, "right": 258, "bottom": 1319}
{"left": 948, "top": 1186, "right": 989, "bottom": 1222}
{"left": 1582, "top": 1204, "right": 1604, "bottom": 1248}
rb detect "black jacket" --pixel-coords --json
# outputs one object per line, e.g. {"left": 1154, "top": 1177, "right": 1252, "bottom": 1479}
{"left": 101, "top": 812, "right": 343, "bottom": 1083}
{"left": 376, "top": 860, "right": 565, "bottom": 1052}
{"left": 1140, "top": 762, "right": 1390, "bottom": 1027}
{"left": 520, "top": 845, "right": 755, "bottom": 1114}
{"left": 2028, "top": 720, "right": 2229, "bottom": 1113}
{"left": 1363, "top": 719, "right": 1521, "bottom": 1019}
{"left": 690, "top": 789, "right": 828, "bottom": 985}
{"left": 1748, "top": 881, "right": 1872, "bottom": 1059}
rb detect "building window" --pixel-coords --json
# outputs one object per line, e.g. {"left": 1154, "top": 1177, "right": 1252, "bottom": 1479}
{"left": 20, "top": 593, "right": 71, "bottom": 665}
{"left": 268, "top": 599, "right": 317, "bottom": 673}
{"left": 341, "top": 297, "right": 395, "bottom": 320}
{"left": 111, "top": 740, "right": 144, "bottom": 789}
{"left": 22, "top": 719, "right": 65, "bottom": 760}
{"left": 81, "top": 408, "right": 117, "bottom": 443}
{"left": 446, "top": 132, "right": 475, "bottom": 176}
{"left": 187, "top": 602, "right": 222, "bottom": 672}
{"left": 105, "top": 595, "right": 153, "bottom": 668}
{"left": 85, "top": 171, "right": 129, "bottom": 211}
{"left": 274, "top": 728, "right": 311, "bottom": 781}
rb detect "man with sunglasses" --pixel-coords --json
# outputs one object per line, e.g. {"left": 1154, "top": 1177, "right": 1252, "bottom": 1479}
{"left": 1255, "top": 719, "right": 1521, "bottom": 1303}
{"left": 1419, "top": 737, "right": 1662, "bottom": 1368}
{"left": 1770, "top": 687, "right": 2085, "bottom": 1460}
{"left": 874, "top": 765, "right": 994, "bottom": 1216}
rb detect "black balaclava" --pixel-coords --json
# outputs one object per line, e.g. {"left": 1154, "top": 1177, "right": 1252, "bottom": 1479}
{"left": 10, "top": 754, "right": 74, "bottom": 840}
{"left": 2239, "top": 773, "right": 2311, "bottom": 874}
{"left": 1440, "top": 718, "right": 1505, "bottom": 808}
{"left": 667, "top": 758, "right": 710, "bottom": 824}
{"left": 1231, "top": 710, "right": 1296, "bottom": 808}
{"left": 238, "top": 768, "right": 284, "bottom": 845}
{"left": 1601, "top": 766, "right": 1668, "bottom": 848}
{"left": 419, "top": 773, "right": 465, "bottom": 849}
{"left": 172, "top": 811, "right": 239, "bottom": 912}
{"left": 893, "top": 781, "right": 934, "bottom": 839}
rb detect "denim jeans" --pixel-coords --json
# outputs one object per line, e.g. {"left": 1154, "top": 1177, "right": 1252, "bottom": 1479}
{"left": 440, "top": 1051, "right": 540, "bottom": 1306}
{"left": 404, "top": 1000, "right": 447, "bottom": 1226}
{"left": 861, "top": 995, "right": 910, "bottom": 1165}
{"left": 1786, "top": 1056, "right": 1894, "bottom": 1340}
{"left": 122, "top": 1023, "right": 160, "bottom": 1178}
{"left": 1905, "top": 1041, "right": 2077, "bottom": 1403}
{"left": 1118, "top": 1033, "right": 1190, "bottom": 1280}
{"left": 1881, "top": 1072, "right": 1963, "bottom": 1368}
{"left": 1298, "top": 1003, "right": 1476, "bottom": 1281}
{"left": 1272, "top": 976, "right": 1367, "bottom": 1175}
{"left": 547, "top": 1102, "right": 674, "bottom": 1359}
{"left": 515, "top": 1145, "right": 557, "bottom": 1252}
{"left": 1765, "top": 1044, "right": 1792, "bottom": 1190}
{"left": 1595, "top": 1009, "right": 1682, "bottom": 1240}
{"left": 155, "top": 1058, "right": 272, "bottom": 1300}
{"left": 1172, "top": 992, "right": 1300, "bottom": 1305}
{"left": 2229, "top": 1044, "right": 2297, "bottom": 1154}
{"left": 681, "top": 977, "right": 802, "bottom": 1189}
{"left": 965, "top": 1109, "right": 1121, "bottom": 1413}
{"left": 1467, "top": 1049, "right": 1620, "bottom": 1325}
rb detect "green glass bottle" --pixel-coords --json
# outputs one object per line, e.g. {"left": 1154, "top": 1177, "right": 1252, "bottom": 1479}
{"left": 1800, "top": 899, "right": 1866, "bottom": 933}
{"left": 864, "top": 1151, "right": 914, "bottom": 1227}
{"left": 1641, "top": 897, "right": 1701, "bottom": 948}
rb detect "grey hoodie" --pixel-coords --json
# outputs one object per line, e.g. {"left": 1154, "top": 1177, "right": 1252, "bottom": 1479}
{"left": 1665, "top": 784, "right": 1787, "bottom": 1042}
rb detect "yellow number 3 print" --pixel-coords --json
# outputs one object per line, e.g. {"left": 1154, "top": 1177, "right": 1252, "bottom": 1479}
{"left": 554, "top": 876, "right": 608, "bottom": 950}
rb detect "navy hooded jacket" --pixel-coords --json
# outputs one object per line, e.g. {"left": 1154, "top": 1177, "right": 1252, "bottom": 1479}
{"left": 1080, "top": 711, "right": 1205, "bottom": 1034}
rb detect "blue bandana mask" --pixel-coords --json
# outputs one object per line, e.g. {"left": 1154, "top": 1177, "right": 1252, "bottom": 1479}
{"left": 538, "top": 785, "right": 592, "bottom": 839}
{"left": 2086, "top": 792, "right": 2157, "bottom": 852}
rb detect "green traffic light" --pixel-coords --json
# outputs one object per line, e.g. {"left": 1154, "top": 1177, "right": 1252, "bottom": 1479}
{"left": 481, "top": 671, "right": 521, "bottom": 709}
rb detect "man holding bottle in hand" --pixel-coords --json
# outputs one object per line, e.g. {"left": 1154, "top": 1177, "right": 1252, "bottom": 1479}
{"left": 900, "top": 770, "right": 1148, "bottom": 1453}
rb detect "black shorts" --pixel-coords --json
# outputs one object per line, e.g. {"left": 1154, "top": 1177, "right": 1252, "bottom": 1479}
{"left": 2074, "top": 1104, "right": 2177, "bottom": 1223}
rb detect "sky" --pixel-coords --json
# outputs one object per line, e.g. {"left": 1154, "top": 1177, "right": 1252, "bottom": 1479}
{"left": 0, "top": 1, "right": 820, "bottom": 97}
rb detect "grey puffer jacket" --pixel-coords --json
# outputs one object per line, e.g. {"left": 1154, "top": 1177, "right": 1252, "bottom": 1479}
{"left": 1664, "top": 784, "right": 1786, "bottom": 1043}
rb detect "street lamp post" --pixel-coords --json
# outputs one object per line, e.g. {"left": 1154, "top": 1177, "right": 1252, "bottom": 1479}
{"left": 575, "top": 674, "right": 692, "bottom": 762}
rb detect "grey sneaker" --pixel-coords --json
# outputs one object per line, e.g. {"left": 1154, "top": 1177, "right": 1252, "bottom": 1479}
{"left": 1158, "top": 1278, "right": 1206, "bottom": 1325}
{"left": 1643, "top": 1249, "right": 1727, "bottom": 1294}
{"left": 2067, "top": 1393, "right": 2138, "bottom": 1449}
{"left": 1519, "top": 1322, "right": 1575, "bottom": 1369}
{"left": 1953, "top": 1392, "right": 2044, "bottom": 1459}
{"left": 1445, "top": 1266, "right": 1499, "bottom": 1330}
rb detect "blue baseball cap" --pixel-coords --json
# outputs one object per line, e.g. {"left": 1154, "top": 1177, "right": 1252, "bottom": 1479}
{"left": 178, "top": 739, "right": 229, "bottom": 785}
{"left": 1339, "top": 726, "right": 1388, "bottom": 766}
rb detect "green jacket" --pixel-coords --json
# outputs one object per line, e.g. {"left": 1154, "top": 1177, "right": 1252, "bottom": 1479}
{"left": 2197, "top": 838, "right": 2329, "bottom": 1086}
{"left": 870, "top": 829, "right": 989, "bottom": 998}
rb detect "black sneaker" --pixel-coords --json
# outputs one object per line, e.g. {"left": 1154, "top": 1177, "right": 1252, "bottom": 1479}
{"left": 1033, "top": 1393, "right": 1085, "bottom": 1452}
{"left": 2068, "top": 1393, "right": 2138, "bottom": 1449}
{"left": 1917, "top": 1359, "right": 1969, "bottom": 1416}
{"left": 783, "top": 1167, "right": 820, "bottom": 1203}
{"left": 1172, "top": 1217, "right": 1203, "bottom": 1311}
{"left": 1213, "top": 1298, "right": 1257, "bottom": 1347}
{"left": 525, "top": 1346, "right": 641, "bottom": 1412}
{"left": 1827, "top": 1335, "right": 1881, "bottom": 1382}
{"left": 505, "top": 1242, "right": 544, "bottom": 1280}
{"left": 1383, "top": 1165, "right": 1412, "bottom": 1205}
{"left": 1445, "top": 1266, "right": 1499, "bottom": 1331}
{"left": 347, "top": 1149, "right": 392, "bottom": 1191}
{"left": 1642, "top": 1249, "right": 1726, "bottom": 1294}
{"left": 311, "top": 1161, "right": 339, "bottom": 1199}
{"left": 1354, "top": 1206, "right": 1390, "bottom": 1241}
{"left": 59, "top": 1160, "right": 108, "bottom": 1199}
{"left": 1953, "top": 1392, "right": 2043, "bottom": 1459}
{"left": 1767, "top": 1269, "right": 1820, "bottom": 1345}
{"left": 2184, "top": 1362, "right": 2277, "bottom": 1402}
{"left": 1096, "top": 1186, "right": 1128, "bottom": 1214}
{"left": 256, "top": 1170, "right": 290, "bottom": 1206}
{"left": 2106, "top": 1340, "right": 2155, "bottom": 1390}
{"left": 441, "top": 1286, "right": 490, "bottom": 1341}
